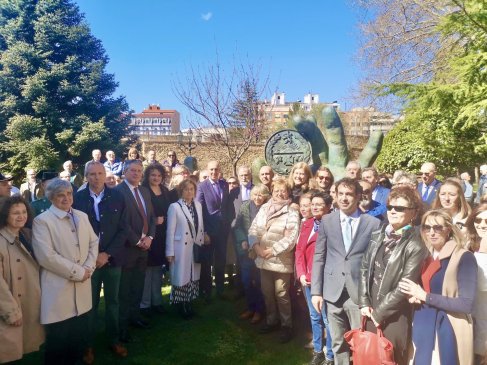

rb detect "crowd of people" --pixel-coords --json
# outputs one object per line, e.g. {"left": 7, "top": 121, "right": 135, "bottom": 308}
{"left": 0, "top": 147, "right": 486, "bottom": 365}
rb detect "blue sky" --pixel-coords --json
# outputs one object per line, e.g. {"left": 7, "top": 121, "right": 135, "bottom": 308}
{"left": 75, "top": 0, "right": 363, "bottom": 126}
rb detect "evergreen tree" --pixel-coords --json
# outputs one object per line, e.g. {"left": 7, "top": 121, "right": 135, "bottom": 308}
{"left": 0, "top": 0, "right": 133, "bottom": 176}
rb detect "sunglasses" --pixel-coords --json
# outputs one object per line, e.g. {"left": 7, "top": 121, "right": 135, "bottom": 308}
{"left": 422, "top": 224, "right": 446, "bottom": 233}
{"left": 168, "top": 154, "right": 175, "bottom": 157}
{"left": 474, "top": 217, "right": 487, "bottom": 224}
{"left": 228, "top": 181, "right": 238, "bottom": 185}
{"left": 386, "top": 205, "right": 414, "bottom": 212}
{"left": 317, "top": 176, "right": 332, "bottom": 181}
{"left": 455, "top": 222, "right": 466, "bottom": 229}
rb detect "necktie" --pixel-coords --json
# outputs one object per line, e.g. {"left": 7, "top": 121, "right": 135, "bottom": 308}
{"left": 212, "top": 182, "right": 221, "bottom": 203}
{"left": 422, "top": 185, "right": 429, "bottom": 201}
{"left": 313, "top": 219, "right": 320, "bottom": 232}
{"left": 344, "top": 217, "right": 353, "bottom": 252}
{"left": 134, "top": 187, "right": 149, "bottom": 234}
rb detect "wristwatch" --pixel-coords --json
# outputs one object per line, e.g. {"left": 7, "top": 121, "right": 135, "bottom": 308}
{"left": 147, "top": 235, "right": 154, "bottom": 240}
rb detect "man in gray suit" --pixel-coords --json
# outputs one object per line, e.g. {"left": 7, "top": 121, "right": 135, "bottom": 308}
{"left": 311, "top": 178, "right": 381, "bottom": 365}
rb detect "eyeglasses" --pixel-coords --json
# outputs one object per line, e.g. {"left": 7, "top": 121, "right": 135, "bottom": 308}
{"left": 228, "top": 181, "right": 238, "bottom": 185}
{"left": 168, "top": 154, "right": 175, "bottom": 157}
{"left": 317, "top": 176, "right": 332, "bottom": 181}
{"left": 455, "top": 222, "right": 466, "bottom": 229}
{"left": 386, "top": 205, "right": 414, "bottom": 212}
{"left": 422, "top": 224, "right": 446, "bottom": 233}
{"left": 474, "top": 217, "right": 487, "bottom": 225}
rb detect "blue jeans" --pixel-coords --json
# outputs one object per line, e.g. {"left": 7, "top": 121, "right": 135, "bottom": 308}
{"left": 239, "top": 254, "right": 264, "bottom": 313}
{"left": 303, "top": 285, "right": 334, "bottom": 359}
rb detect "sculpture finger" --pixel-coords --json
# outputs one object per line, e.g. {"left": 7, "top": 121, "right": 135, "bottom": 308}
{"left": 293, "top": 116, "right": 329, "bottom": 172}
{"left": 319, "top": 106, "right": 348, "bottom": 172}
{"left": 358, "top": 130, "right": 383, "bottom": 168}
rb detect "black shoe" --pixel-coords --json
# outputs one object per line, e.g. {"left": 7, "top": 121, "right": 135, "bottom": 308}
{"left": 309, "top": 351, "right": 325, "bottom": 365}
{"left": 152, "top": 305, "right": 166, "bottom": 315}
{"left": 278, "top": 326, "right": 293, "bottom": 343}
{"left": 130, "top": 319, "right": 151, "bottom": 329}
{"left": 177, "top": 303, "right": 191, "bottom": 319}
{"left": 119, "top": 330, "right": 136, "bottom": 343}
{"left": 140, "top": 307, "right": 153, "bottom": 318}
{"left": 258, "top": 323, "right": 280, "bottom": 334}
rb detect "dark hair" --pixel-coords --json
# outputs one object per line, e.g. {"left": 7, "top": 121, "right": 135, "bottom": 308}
{"left": 336, "top": 178, "right": 363, "bottom": 196}
{"left": 386, "top": 185, "right": 423, "bottom": 226}
{"left": 465, "top": 204, "right": 487, "bottom": 252}
{"left": 378, "top": 174, "right": 392, "bottom": 189}
{"left": 0, "top": 196, "right": 32, "bottom": 229}
{"left": 310, "top": 189, "right": 333, "bottom": 206}
{"left": 142, "top": 163, "right": 166, "bottom": 188}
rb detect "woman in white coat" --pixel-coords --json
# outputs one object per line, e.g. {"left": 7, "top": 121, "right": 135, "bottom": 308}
{"left": 166, "top": 179, "right": 204, "bottom": 319}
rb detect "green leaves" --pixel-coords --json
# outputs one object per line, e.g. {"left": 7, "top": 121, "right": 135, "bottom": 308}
{"left": 0, "top": 0, "right": 131, "bottom": 177}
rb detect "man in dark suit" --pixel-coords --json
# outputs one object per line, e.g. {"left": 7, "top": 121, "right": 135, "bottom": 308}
{"left": 20, "top": 168, "right": 42, "bottom": 202}
{"left": 114, "top": 160, "right": 156, "bottom": 342}
{"left": 230, "top": 166, "right": 254, "bottom": 228}
{"left": 73, "top": 161, "right": 128, "bottom": 359}
{"left": 417, "top": 162, "right": 442, "bottom": 206}
{"left": 196, "top": 160, "right": 230, "bottom": 299}
{"left": 311, "top": 178, "right": 381, "bottom": 365}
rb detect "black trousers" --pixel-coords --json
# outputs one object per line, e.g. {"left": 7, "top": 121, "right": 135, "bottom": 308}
{"left": 119, "top": 255, "right": 147, "bottom": 332}
{"left": 200, "top": 231, "right": 228, "bottom": 295}
{"left": 44, "top": 311, "right": 91, "bottom": 365}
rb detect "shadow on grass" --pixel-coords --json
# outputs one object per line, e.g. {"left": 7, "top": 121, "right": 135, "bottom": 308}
{"left": 20, "top": 285, "right": 312, "bottom": 365}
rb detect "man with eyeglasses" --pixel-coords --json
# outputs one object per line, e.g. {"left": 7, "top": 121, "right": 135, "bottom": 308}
{"left": 417, "top": 162, "right": 442, "bottom": 206}
{"left": 162, "top": 150, "right": 181, "bottom": 168}
{"left": 315, "top": 167, "right": 334, "bottom": 194}
{"left": 358, "top": 180, "right": 386, "bottom": 220}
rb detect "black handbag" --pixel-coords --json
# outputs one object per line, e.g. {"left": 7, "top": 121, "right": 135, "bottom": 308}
{"left": 177, "top": 202, "right": 202, "bottom": 263}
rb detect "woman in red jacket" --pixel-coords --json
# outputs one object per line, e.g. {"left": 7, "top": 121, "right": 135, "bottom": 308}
{"left": 296, "top": 190, "right": 334, "bottom": 365}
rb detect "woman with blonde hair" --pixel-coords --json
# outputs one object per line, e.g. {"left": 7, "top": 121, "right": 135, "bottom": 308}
{"left": 248, "top": 178, "right": 300, "bottom": 343}
{"left": 400, "top": 209, "right": 477, "bottom": 365}
{"left": 432, "top": 178, "right": 471, "bottom": 231}
{"left": 288, "top": 162, "right": 313, "bottom": 204}
{"left": 234, "top": 184, "right": 270, "bottom": 324}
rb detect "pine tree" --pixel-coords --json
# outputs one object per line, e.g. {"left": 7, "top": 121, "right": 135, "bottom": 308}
{"left": 0, "top": 0, "right": 133, "bottom": 175}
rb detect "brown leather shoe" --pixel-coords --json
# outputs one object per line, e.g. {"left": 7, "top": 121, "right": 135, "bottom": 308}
{"left": 250, "top": 312, "right": 262, "bottom": 324}
{"left": 82, "top": 347, "right": 95, "bottom": 365}
{"left": 239, "top": 310, "right": 254, "bottom": 320}
{"left": 110, "top": 343, "right": 128, "bottom": 358}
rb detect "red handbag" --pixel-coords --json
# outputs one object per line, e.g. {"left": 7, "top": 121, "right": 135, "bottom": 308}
{"left": 344, "top": 316, "right": 397, "bottom": 365}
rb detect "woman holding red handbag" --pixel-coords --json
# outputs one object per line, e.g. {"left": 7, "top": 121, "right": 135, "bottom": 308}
{"left": 359, "top": 186, "right": 428, "bottom": 365}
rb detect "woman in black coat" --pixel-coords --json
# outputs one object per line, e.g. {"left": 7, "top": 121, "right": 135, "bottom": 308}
{"left": 140, "top": 163, "right": 171, "bottom": 314}
{"left": 359, "top": 186, "right": 428, "bottom": 365}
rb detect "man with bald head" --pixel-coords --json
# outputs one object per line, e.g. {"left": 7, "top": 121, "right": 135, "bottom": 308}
{"left": 259, "top": 166, "right": 274, "bottom": 191}
{"left": 196, "top": 160, "right": 230, "bottom": 300}
{"left": 417, "top": 162, "right": 442, "bottom": 206}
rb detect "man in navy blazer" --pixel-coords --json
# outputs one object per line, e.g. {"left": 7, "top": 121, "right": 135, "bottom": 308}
{"left": 311, "top": 178, "right": 381, "bottom": 365}
{"left": 196, "top": 160, "right": 230, "bottom": 299}
{"left": 417, "top": 162, "right": 442, "bottom": 206}
{"left": 362, "top": 167, "right": 390, "bottom": 206}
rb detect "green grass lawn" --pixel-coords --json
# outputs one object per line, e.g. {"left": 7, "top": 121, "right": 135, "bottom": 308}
{"left": 20, "top": 285, "right": 313, "bottom": 365}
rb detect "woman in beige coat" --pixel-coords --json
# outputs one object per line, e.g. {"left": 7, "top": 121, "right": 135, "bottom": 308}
{"left": 0, "top": 196, "right": 44, "bottom": 363}
{"left": 248, "top": 177, "right": 300, "bottom": 344}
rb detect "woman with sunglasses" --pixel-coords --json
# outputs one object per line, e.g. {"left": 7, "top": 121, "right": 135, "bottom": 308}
{"left": 432, "top": 178, "right": 471, "bottom": 232}
{"left": 466, "top": 204, "right": 487, "bottom": 364}
{"left": 400, "top": 209, "right": 477, "bottom": 365}
{"left": 359, "top": 186, "right": 428, "bottom": 365}
{"left": 314, "top": 167, "right": 334, "bottom": 194}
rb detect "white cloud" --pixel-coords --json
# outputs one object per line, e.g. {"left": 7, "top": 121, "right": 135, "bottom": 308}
{"left": 201, "top": 12, "right": 213, "bottom": 21}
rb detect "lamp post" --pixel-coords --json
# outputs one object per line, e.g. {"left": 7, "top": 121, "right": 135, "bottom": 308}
{"left": 177, "top": 128, "right": 202, "bottom": 156}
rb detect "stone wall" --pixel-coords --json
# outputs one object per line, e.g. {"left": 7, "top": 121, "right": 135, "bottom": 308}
{"left": 139, "top": 132, "right": 370, "bottom": 178}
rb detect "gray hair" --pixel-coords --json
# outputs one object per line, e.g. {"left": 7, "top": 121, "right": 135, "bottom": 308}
{"left": 84, "top": 161, "right": 105, "bottom": 177}
{"left": 45, "top": 178, "right": 73, "bottom": 201}
{"left": 123, "top": 159, "right": 143, "bottom": 173}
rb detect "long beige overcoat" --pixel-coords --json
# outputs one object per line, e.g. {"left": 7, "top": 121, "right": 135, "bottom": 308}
{"left": 0, "top": 227, "right": 44, "bottom": 363}
{"left": 32, "top": 205, "right": 98, "bottom": 324}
